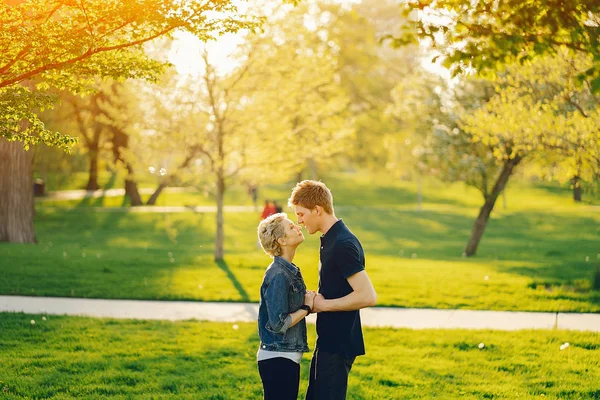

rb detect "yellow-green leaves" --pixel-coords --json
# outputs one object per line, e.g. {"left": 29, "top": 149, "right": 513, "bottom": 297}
{"left": 1, "top": 0, "right": 261, "bottom": 148}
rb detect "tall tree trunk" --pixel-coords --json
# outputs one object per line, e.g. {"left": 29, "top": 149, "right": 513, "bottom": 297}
{"left": 214, "top": 172, "right": 225, "bottom": 261}
{"left": 111, "top": 125, "right": 141, "bottom": 205}
{"left": 464, "top": 156, "right": 523, "bottom": 257}
{"left": 85, "top": 147, "right": 100, "bottom": 191}
{"left": 571, "top": 175, "right": 582, "bottom": 202}
{"left": 0, "top": 139, "right": 36, "bottom": 243}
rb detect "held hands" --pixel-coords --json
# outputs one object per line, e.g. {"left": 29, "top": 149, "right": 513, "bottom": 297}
{"left": 312, "top": 293, "right": 326, "bottom": 313}
{"left": 304, "top": 290, "right": 316, "bottom": 309}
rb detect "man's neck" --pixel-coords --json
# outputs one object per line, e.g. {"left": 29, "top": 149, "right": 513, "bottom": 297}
{"left": 319, "top": 214, "right": 339, "bottom": 235}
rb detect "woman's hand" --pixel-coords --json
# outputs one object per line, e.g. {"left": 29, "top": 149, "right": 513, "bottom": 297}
{"left": 304, "top": 290, "right": 316, "bottom": 309}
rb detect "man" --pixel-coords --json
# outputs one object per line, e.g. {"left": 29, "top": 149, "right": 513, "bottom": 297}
{"left": 288, "top": 180, "right": 377, "bottom": 400}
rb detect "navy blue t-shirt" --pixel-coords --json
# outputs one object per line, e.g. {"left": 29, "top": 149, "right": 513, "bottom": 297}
{"left": 316, "top": 219, "right": 366, "bottom": 358}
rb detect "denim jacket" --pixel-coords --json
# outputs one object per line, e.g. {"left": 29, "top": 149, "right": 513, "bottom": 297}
{"left": 257, "top": 256, "right": 309, "bottom": 352}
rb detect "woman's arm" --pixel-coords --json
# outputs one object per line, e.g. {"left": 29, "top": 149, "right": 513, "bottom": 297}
{"left": 288, "top": 290, "right": 315, "bottom": 328}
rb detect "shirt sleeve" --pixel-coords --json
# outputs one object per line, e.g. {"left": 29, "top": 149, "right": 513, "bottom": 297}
{"left": 336, "top": 239, "right": 365, "bottom": 279}
{"left": 264, "top": 272, "right": 293, "bottom": 334}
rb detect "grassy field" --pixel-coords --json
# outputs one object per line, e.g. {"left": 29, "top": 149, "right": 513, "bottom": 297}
{"left": 0, "top": 313, "right": 599, "bottom": 399}
{"left": 3, "top": 172, "right": 600, "bottom": 312}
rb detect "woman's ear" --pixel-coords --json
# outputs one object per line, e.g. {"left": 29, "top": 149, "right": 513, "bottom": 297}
{"left": 277, "top": 237, "right": 286, "bottom": 246}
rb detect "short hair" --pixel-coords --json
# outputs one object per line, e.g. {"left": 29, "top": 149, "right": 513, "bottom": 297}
{"left": 257, "top": 213, "right": 287, "bottom": 257}
{"left": 288, "top": 180, "right": 334, "bottom": 214}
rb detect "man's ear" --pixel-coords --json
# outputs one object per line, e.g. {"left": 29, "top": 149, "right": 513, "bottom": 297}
{"left": 314, "top": 205, "right": 323, "bottom": 216}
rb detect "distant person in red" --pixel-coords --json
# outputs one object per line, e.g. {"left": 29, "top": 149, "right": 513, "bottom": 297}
{"left": 261, "top": 200, "right": 277, "bottom": 220}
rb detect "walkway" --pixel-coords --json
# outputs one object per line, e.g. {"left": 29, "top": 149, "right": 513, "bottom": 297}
{"left": 1, "top": 296, "right": 599, "bottom": 332}
{"left": 40, "top": 187, "right": 193, "bottom": 201}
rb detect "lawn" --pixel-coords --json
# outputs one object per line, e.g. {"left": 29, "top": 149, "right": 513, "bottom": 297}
{"left": 2, "top": 172, "right": 600, "bottom": 312}
{"left": 0, "top": 313, "right": 599, "bottom": 399}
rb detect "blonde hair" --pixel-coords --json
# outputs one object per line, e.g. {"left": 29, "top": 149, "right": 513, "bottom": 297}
{"left": 288, "top": 180, "right": 334, "bottom": 214}
{"left": 257, "top": 213, "right": 287, "bottom": 257}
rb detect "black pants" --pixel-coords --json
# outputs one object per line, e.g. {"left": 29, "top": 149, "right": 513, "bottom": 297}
{"left": 305, "top": 349, "right": 355, "bottom": 400}
{"left": 258, "top": 357, "right": 300, "bottom": 400}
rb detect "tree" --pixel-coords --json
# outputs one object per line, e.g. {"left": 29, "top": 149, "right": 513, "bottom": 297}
{"left": 326, "top": 0, "right": 420, "bottom": 171}
{"left": 388, "top": 70, "right": 503, "bottom": 212}
{"left": 63, "top": 88, "right": 109, "bottom": 191}
{"left": 0, "top": 0, "right": 260, "bottom": 243}
{"left": 243, "top": 2, "right": 354, "bottom": 181}
{"left": 392, "top": 0, "right": 600, "bottom": 92}
{"left": 459, "top": 53, "right": 600, "bottom": 256}
{"left": 134, "top": 2, "right": 352, "bottom": 260}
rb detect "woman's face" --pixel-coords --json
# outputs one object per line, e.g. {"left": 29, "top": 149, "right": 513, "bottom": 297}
{"left": 280, "top": 218, "right": 304, "bottom": 248}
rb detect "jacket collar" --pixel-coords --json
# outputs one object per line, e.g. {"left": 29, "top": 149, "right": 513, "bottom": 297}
{"left": 274, "top": 256, "right": 299, "bottom": 276}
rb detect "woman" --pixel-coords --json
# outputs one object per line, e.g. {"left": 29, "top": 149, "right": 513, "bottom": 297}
{"left": 257, "top": 212, "right": 315, "bottom": 400}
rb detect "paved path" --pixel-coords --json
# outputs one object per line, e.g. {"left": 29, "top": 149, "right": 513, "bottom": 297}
{"left": 40, "top": 187, "right": 193, "bottom": 201}
{"left": 1, "top": 296, "right": 599, "bottom": 332}
{"left": 46, "top": 205, "right": 258, "bottom": 213}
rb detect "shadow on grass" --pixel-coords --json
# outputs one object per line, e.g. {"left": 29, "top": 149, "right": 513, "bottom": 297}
{"left": 216, "top": 259, "right": 250, "bottom": 302}
{"left": 532, "top": 180, "right": 600, "bottom": 205}
{"left": 75, "top": 172, "right": 119, "bottom": 208}
{"left": 347, "top": 206, "right": 600, "bottom": 292}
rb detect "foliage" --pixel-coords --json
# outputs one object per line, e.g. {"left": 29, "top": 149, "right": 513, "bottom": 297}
{"left": 460, "top": 53, "right": 600, "bottom": 185}
{"left": 392, "top": 0, "right": 600, "bottom": 92}
{"left": 0, "top": 0, "right": 261, "bottom": 149}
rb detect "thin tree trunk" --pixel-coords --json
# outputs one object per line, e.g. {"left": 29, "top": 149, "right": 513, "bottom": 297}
{"left": 146, "top": 183, "right": 167, "bottom": 206}
{"left": 417, "top": 175, "right": 422, "bottom": 212}
{"left": 0, "top": 139, "right": 36, "bottom": 243}
{"left": 85, "top": 148, "right": 100, "bottom": 191}
{"left": 214, "top": 172, "right": 225, "bottom": 261}
{"left": 571, "top": 175, "right": 582, "bottom": 202}
{"left": 464, "top": 156, "right": 522, "bottom": 257}
{"left": 308, "top": 158, "right": 318, "bottom": 180}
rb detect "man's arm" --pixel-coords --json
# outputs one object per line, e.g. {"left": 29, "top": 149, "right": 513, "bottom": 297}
{"left": 312, "top": 270, "right": 377, "bottom": 312}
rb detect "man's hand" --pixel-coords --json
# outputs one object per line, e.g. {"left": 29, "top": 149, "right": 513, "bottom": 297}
{"left": 304, "top": 290, "right": 316, "bottom": 309}
{"left": 312, "top": 293, "right": 326, "bottom": 313}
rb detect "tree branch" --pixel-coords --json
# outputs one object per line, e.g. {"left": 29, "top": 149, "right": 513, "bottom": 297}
{"left": 0, "top": 23, "right": 185, "bottom": 88}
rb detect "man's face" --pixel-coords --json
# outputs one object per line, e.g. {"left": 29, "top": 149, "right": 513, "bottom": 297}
{"left": 293, "top": 205, "right": 319, "bottom": 235}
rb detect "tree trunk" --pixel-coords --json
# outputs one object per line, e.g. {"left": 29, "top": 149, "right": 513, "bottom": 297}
{"left": 464, "top": 156, "right": 522, "bottom": 257}
{"left": 571, "top": 175, "right": 582, "bottom": 202}
{"left": 308, "top": 158, "right": 318, "bottom": 180}
{"left": 0, "top": 139, "right": 37, "bottom": 243}
{"left": 85, "top": 148, "right": 100, "bottom": 191}
{"left": 126, "top": 179, "right": 143, "bottom": 206}
{"left": 417, "top": 175, "right": 422, "bottom": 212}
{"left": 111, "top": 125, "right": 142, "bottom": 205}
{"left": 214, "top": 172, "right": 225, "bottom": 261}
{"left": 146, "top": 183, "right": 167, "bottom": 206}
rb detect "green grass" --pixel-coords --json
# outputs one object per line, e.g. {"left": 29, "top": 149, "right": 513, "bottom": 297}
{"left": 1, "top": 313, "right": 599, "bottom": 399}
{"left": 4, "top": 172, "right": 600, "bottom": 312}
